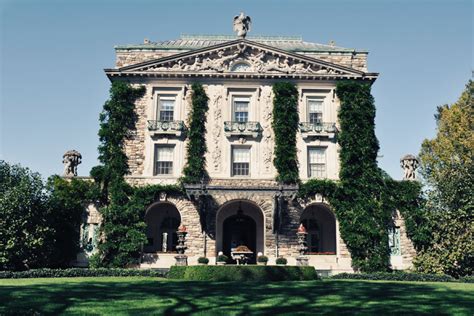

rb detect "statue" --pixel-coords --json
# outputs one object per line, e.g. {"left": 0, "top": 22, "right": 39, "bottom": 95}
{"left": 233, "top": 12, "right": 251, "bottom": 38}
{"left": 400, "top": 154, "right": 419, "bottom": 181}
{"left": 62, "top": 150, "right": 82, "bottom": 177}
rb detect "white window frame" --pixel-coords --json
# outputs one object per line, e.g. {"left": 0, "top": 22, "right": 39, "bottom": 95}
{"left": 307, "top": 96, "right": 324, "bottom": 124}
{"left": 156, "top": 94, "right": 177, "bottom": 122}
{"left": 232, "top": 95, "right": 251, "bottom": 123}
{"left": 308, "top": 147, "right": 327, "bottom": 179}
{"left": 231, "top": 146, "right": 251, "bottom": 177}
{"left": 154, "top": 145, "right": 175, "bottom": 176}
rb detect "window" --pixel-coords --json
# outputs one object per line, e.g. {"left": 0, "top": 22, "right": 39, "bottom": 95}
{"left": 233, "top": 96, "right": 250, "bottom": 122}
{"left": 388, "top": 226, "right": 401, "bottom": 256}
{"left": 154, "top": 145, "right": 174, "bottom": 175}
{"left": 308, "top": 147, "right": 326, "bottom": 178}
{"left": 307, "top": 97, "right": 323, "bottom": 124}
{"left": 157, "top": 95, "right": 176, "bottom": 121}
{"left": 232, "top": 147, "right": 250, "bottom": 176}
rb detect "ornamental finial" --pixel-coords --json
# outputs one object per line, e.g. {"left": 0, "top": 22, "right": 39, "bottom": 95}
{"left": 233, "top": 12, "right": 252, "bottom": 39}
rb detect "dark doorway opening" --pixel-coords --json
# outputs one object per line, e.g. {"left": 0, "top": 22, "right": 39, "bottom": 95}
{"left": 223, "top": 212, "right": 257, "bottom": 264}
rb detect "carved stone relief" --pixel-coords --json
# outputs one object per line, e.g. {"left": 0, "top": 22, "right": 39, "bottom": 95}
{"left": 146, "top": 45, "right": 343, "bottom": 75}
{"left": 209, "top": 85, "right": 224, "bottom": 172}
{"left": 260, "top": 86, "right": 274, "bottom": 173}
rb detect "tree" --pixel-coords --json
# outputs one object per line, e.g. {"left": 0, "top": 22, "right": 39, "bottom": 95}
{"left": 0, "top": 161, "right": 51, "bottom": 270}
{"left": 415, "top": 81, "right": 473, "bottom": 277}
{"left": 46, "top": 176, "right": 98, "bottom": 268}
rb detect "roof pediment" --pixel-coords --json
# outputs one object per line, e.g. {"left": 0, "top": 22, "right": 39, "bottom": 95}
{"left": 106, "top": 39, "right": 377, "bottom": 80}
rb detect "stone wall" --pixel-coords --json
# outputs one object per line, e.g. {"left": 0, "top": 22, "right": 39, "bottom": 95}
{"left": 302, "top": 52, "right": 368, "bottom": 72}
{"left": 116, "top": 50, "right": 185, "bottom": 68}
{"left": 123, "top": 84, "right": 149, "bottom": 176}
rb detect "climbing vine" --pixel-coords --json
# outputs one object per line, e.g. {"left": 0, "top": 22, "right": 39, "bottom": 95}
{"left": 272, "top": 82, "right": 300, "bottom": 184}
{"left": 334, "top": 80, "right": 392, "bottom": 272}
{"left": 181, "top": 83, "right": 209, "bottom": 184}
{"left": 298, "top": 81, "right": 426, "bottom": 272}
{"left": 87, "top": 81, "right": 183, "bottom": 268}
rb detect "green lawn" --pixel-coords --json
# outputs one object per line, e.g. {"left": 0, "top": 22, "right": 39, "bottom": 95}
{"left": 1, "top": 277, "right": 473, "bottom": 315}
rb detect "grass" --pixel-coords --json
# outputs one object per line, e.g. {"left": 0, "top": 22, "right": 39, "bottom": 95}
{"left": 1, "top": 277, "right": 473, "bottom": 315}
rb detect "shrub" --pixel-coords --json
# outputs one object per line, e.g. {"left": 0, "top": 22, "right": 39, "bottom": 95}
{"left": 197, "top": 257, "right": 209, "bottom": 264}
{"left": 459, "top": 276, "right": 474, "bottom": 283}
{"left": 330, "top": 272, "right": 456, "bottom": 283}
{"left": 217, "top": 255, "right": 228, "bottom": 263}
{"left": 275, "top": 257, "right": 287, "bottom": 265}
{"left": 0, "top": 268, "right": 167, "bottom": 279}
{"left": 257, "top": 255, "right": 269, "bottom": 263}
{"left": 168, "top": 265, "right": 319, "bottom": 281}
{"left": 167, "top": 266, "right": 186, "bottom": 279}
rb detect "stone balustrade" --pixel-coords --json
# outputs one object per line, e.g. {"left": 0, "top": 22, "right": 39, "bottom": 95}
{"left": 147, "top": 120, "right": 186, "bottom": 137}
{"left": 224, "top": 121, "right": 262, "bottom": 138}
{"left": 299, "top": 122, "right": 337, "bottom": 139}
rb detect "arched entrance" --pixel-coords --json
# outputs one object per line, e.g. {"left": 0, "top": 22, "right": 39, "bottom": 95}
{"left": 216, "top": 200, "right": 264, "bottom": 263}
{"left": 300, "top": 204, "right": 336, "bottom": 254}
{"left": 144, "top": 203, "right": 181, "bottom": 253}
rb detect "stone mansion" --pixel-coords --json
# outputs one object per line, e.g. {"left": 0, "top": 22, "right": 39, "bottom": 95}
{"left": 77, "top": 15, "right": 416, "bottom": 274}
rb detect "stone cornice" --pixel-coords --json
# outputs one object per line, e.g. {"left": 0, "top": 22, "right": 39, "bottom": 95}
{"left": 105, "top": 39, "right": 378, "bottom": 82}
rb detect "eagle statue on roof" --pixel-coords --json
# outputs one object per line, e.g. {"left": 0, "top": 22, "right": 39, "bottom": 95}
{"left": 233, "top": 12, "right": 251, "bottom": 39}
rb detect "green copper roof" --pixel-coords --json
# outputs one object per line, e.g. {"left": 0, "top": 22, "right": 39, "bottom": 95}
{"left": 115, "top": 34, "right": 367, "bottom": 53}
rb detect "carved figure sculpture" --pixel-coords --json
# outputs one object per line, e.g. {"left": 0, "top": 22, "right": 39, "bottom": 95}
{"left": 63, "top": 150, "right": 82, "bottom": 177}
{"left": 400, "top": 154, "right": 419, "bottom": 180}
{"left": 233, "top": 12, "right": 252, "bottom": 38}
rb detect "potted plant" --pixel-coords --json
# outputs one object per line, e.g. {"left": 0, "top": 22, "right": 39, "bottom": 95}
{"left": 217, "top": 254, "right": 228, "bottom": 265}
{"left": 257, "top": 255, "right": 268, "bottom": 266}
{"left": 275, "top": 257, "right": 287, "bottom": 265}
{"left": 197, "top": 257, "right": 209, "bottom": 265}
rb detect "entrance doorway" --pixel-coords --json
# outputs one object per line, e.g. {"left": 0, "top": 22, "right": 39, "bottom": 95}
{"left": 223, "top": 211, "right": 257, "bottom": 261}
{"left": 216, "top": 200, "right": 264, "bottom": 264}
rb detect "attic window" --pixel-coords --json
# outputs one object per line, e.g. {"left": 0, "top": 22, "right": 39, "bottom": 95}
{"left": 231, "top": 62, "right": 251, "bottom": 72}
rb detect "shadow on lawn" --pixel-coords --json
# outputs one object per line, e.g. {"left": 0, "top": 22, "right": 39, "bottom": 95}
{"left": 1, "top": 279, "right": 473, "bottom": 315}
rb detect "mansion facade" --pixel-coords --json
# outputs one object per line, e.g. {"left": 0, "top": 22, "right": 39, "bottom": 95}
{"left": 78, "top": 21, "right": 416, "bottom": 274}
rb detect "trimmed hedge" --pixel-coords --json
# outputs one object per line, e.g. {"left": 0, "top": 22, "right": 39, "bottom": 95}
{"left": 168, "top": 265, "right": 319, "bottom": 281}
{"left": 0, "top": 268, "right": 167, "bottom": 279}
{"left": 330, "top": 272, "right": 460, "bottom": 283}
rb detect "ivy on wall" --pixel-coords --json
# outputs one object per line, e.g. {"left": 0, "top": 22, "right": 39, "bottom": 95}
{"left": 272, "top": 82, "right": 300, "bottom": 184}
{"left": 299, "top": 81, "right": 426, "bottom": 272}
{"left": 385, "top": 180, "right": 431, "bottom": 252}
{"left": 88, "top": 81, "right": 182, "bottom": 268}
{"left": 334, "top": 80, "right": 392, "bottom": 272}
{"left": 181, "top": 83, "right": 209, "bottom": 184}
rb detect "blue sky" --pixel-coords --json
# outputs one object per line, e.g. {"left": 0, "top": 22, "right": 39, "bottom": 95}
{"left": 0, "top": 0, "right": 472, "bottom": 179}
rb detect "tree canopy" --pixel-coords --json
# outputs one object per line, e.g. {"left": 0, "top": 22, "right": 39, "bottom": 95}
{"left": 415, "top": 81, "right": 473, "bottom": 277}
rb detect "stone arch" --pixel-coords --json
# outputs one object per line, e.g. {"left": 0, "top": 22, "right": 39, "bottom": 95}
{"left": 300, "top": 203, "right": 337, "bottom": 254}
{"left": 144, "top": 201, "right": 181, "bottom": 253}
{"left": 215, "top": 197, "right": 268, "bottom": 261}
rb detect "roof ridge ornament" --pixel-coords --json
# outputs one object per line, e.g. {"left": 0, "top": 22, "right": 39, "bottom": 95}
{"left": 233, "top": 12, "right": 251, "bottom": 39}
